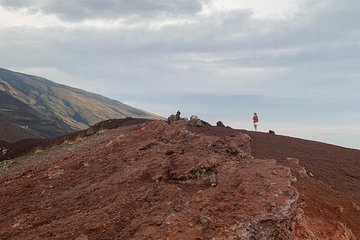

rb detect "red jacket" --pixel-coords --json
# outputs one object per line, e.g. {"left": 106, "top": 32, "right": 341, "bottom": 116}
{"left": 253, "top": 115, "right": 259, "bottom": 123}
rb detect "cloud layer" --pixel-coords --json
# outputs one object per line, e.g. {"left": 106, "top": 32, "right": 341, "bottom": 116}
{"left": 0, "top": 0, "right": 203, "bottom": 20}
{"left": 0, "top": 0, "right": 359, "bottom": 148}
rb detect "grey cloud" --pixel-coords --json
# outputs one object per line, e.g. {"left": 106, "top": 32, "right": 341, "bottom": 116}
{"left": 0, "top": 0, "right": 31, "bottom": 7}
{"left": 1, "top": 0, "right": 358, "bottom": 68}
{"left": 1, "top": 0, "right": 359, "bottom": 100}
{"left": 0, "top": 0, "right": 360, "bottom": 149}
{"left": 0, "top": 0, "right": 203, "bottom": 20}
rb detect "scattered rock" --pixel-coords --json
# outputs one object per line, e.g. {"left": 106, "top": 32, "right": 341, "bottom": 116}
{"left": 199, "top": 215, "right": 210, "bottom": 228}
{"left": 168, "top": 111, "right": 185, "bottom": 123}
{"left": 46, "top": 166, "right": 65, "bottom": 179}
{"left": 201, "top": 120, "right": 211, "bottom": 126}
{"left": 286, "top": 157, "right": 300, "bottom": 165}
{"left": 188, "top": 115, "right": 204, "bottom": 127}
{"left": 139, "top": 142, "right": 157, "bottom": 151}
{"left": 208, "top": 171, "right": 217, "bottom": 187}
{"left": 153, "top": 216, "right": 163, "bottom": 226}
{"left": 269, "top": 130, "right": 276, "bottom": 135}
{"left": 337, "top": 206, "right": 344, "bottom": 214}
{"left": 286, "top": 158, "right": 309, "bottom": 177}
{"left": 75, "top": 234, "right": 89, "bottom": 240}
{"left": 352, "top": 202, "right": 360, "bottom": 211}
{"left": 86, "top": 128, "right": 95, "bottom": 136}
{"left": 1, "top": 148, "right": 7, "bottom": 155}
{"left": 167, "top": 114, "right": 177, "bottom": 123}
{"left": 165, "top": 150, "right": 175, "bottom": 155}
{"left": 216, "top": 121, "right": 225, "bottom": 127}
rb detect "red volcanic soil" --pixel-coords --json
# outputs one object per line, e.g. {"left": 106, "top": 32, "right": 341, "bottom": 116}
{"left": 0, "top": 118, "right": 150, "bottom": 161}
{"left": 0, "top": 120, "right": 359, "bottom": 239}
{"left": 190, "top": 125, "right": 360, "bottom": 238}
{"left": 248, "top": 131, "right": 360, "bottom": 239}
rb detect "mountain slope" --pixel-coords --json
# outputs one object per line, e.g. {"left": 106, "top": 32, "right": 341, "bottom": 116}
{"left": 0, "top": 119, "right": 358, "bottom": 239}
{"left": 0, "top": 67, "right": 159, "bottom": 141}
{"left": 0, "top": 121, "right": 41, "bottom": 142}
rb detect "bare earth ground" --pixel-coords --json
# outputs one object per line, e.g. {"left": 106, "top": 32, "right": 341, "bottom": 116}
{"left": 247, "top": 131, "right": 360, "bottom": 239}
{"left": 190, "top": 126, "right": 360, "bottom": 238}
{"left": 0, "top": 120, "right": 359, "bottom": 239}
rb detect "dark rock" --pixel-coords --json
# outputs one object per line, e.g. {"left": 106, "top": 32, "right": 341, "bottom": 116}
{"left": 165, "top": 150, "right": 175, "bottom": 155}
{"left": 167, "top": 114, "right": 177, "bottom": 123}
{"left": 269, "top": 130, "right": 275, "bottom": 135}
{"left": 216, "top": 121, "right": 225, "bottom": 127}
{"left": 86, "top": 128, "right": 96, "bottom": 136}
{"left": 201, "top": 120, "right": 211, "bottom": 126}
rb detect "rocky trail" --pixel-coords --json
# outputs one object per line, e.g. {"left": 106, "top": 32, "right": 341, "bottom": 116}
{"left": 0, "top": 119, "right": 359, "bottom": 239}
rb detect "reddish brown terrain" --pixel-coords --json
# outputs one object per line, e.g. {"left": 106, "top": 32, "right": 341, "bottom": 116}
{"left": 248, "top": 131, "right": 360, "bottom": 239}
{"left": 0, "top": 119, "right": 359, "bottom": 239}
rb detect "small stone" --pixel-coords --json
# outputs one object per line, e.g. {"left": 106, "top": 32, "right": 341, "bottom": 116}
{"left": 165, "top": 150, "right": 175, "bottom": 155}
{"left": 286, "top": 157, "right": 300, "bottom": 165}
{"left": 208, "top": 171, "right": 217, "bottom": 187}
{"left": 199, "top": 215, "right": 210, "bottom": 228}
{"left": 174, "top": 205, "right": 182, "bottom": 212}
{"left": 338, "top": 206, "right": 344, "bottom": 214}
{"left": 352, "top": 202, "right": 360, "bottom": 211}
{"left": 153, "top": 216, "right": 163, "bottom": 226}
{"left": 75, "top": 234, "right": 89, "bottom": 240}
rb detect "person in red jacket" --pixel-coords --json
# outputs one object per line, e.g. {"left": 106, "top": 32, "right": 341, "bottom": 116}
{"left": 253, "top": 113, "right": 259, "bottom": 131}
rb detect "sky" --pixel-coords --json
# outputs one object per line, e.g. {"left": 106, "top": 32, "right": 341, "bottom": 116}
{"left": 0, "top": 0, "right": 359, "bottom": 149}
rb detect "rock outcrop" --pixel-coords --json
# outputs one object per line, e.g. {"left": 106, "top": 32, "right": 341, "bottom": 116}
{"left": 269, "top": 130, "right": 276, "bottom": 135}
{"left": 188, "top": 115, "right": 211, "bottom": 127}
{"left": 216, "top": 121, "right": 225, "bottom": 127}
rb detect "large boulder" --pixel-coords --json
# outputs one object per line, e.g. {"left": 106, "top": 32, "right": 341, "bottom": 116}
{"left": 269, "top": 130, "right": 276, "bottom": 135}
{"left": 188, "top": 115, "right": 204, "bottom": 127}
{"left": 168, "top": 111, "right": 186, "bottom": 124}
{"left": 167, "top": 114, "right": 177, "bottom": 123}
{"left": 188, "top": 115, "right": 212, "bottom": 127}
{"left": 216, "top": 121, "right": 225, "bottom": 127}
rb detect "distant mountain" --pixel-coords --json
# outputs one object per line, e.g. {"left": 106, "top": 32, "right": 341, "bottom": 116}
{"left": 0, "top": 67, "right": 160, "bottom": 142}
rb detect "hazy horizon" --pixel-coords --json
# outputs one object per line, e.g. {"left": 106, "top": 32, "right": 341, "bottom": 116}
{"left": 0, "top": 0, "right": 359, "bottom": 149}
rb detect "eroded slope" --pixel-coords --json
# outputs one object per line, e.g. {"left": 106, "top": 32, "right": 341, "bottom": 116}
{"left": 0, "top": 121, "right": 356, "bottom": 239}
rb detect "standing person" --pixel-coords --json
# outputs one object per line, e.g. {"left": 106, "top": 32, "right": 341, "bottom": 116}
{"left": 253, "top": 113, "right": 259, "bottom": 131}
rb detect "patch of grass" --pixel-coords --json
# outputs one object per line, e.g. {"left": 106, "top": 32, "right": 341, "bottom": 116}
{"left": 63, "top": 140, "right": 73, "bottom": 145}
{"left": 63, "top": 136, "right": 84, "bottom": 145}
{"left": 188, "top": 168, "right": 206, "bottom": 179}
{"left": 96, "top": 129, "right": 106, "bottom": 135}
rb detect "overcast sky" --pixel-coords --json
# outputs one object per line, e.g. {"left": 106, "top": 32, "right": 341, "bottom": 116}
{"left": 0, "top": 0, "right": 359, "bottom": 149}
